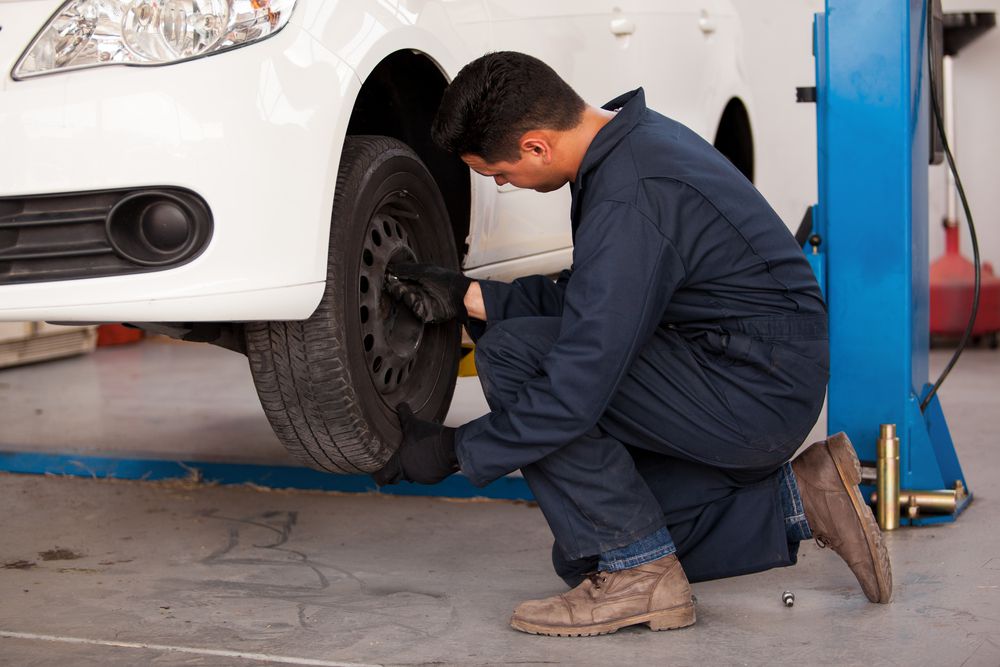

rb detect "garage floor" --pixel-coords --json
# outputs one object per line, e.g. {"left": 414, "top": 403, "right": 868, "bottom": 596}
{"left": 1, "top": 340, "right": 999, "bottom": 666}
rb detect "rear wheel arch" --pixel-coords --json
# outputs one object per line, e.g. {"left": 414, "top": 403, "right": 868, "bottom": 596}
{"left": 713, "top": 97, "right": 755, "bottom": 183}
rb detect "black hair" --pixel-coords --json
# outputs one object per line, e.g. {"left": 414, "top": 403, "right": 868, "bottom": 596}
{"left": 431, "top": 51, "right": 586, "bottom": 162}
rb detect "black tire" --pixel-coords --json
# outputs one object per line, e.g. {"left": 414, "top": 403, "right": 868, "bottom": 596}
{"left": 245, "top": 136, "right": 461, "bottom": 473}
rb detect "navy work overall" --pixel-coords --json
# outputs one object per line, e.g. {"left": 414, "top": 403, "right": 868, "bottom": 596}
{"left": 455, "top": 89, "right": 829, "bottom": 583}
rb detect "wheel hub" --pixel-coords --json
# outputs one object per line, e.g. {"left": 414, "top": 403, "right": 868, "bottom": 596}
{"left": 358, "top": 192, "right": 424, "bottom": 395}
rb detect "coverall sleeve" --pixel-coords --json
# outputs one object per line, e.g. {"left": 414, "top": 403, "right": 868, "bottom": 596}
{"left": 465, "top": 271, "right": 570, "bottom": 339}
{"left": 478, "top": 271, "right": 571, "bottom": 320}
{"left": 455, "top": 200, "right": 687, "bottom": 486}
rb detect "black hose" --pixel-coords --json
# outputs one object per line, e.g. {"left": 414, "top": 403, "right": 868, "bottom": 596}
{"left": 920, "top": 1, "right": 982, "bottom": 413}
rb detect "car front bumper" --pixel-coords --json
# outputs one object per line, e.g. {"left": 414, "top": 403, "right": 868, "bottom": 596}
{"left": 0, "top": 3, "right": 359, "bottom": 321}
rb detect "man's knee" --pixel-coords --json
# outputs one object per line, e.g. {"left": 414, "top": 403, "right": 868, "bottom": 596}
{"left": 473, "top": 318, "right": 561, "bottom": 407}
{"left": 474, "top": 317, "right": 561, "bottom": 374}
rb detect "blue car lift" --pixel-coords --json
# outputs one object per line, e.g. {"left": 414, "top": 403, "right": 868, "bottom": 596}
{"left": 808, "top": 0, "right": 971, "bottom": 524}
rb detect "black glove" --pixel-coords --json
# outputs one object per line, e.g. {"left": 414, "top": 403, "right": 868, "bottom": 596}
{"left": 372, "top": 403, "right": 459, "bottom": 486}
{"left": 385, "top": 262, "right": 472, "bottom": 324}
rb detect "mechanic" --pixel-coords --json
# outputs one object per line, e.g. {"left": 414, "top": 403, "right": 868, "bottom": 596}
{"left": 374, "top": 51, "right": 892, "bottom": 637}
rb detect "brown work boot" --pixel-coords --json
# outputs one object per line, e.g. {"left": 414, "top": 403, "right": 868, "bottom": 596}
{"left": 509, "top": 553, "right": 696, "bottom": 636}
{"left": 791, "top": 432, "right": 893, "bottom": 603}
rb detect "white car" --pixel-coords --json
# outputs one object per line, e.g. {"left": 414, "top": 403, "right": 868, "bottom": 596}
{"left": 0, "top": 0, "right": 757, "bottom": 474}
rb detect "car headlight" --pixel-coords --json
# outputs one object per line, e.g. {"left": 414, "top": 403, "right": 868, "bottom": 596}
{"left": 12, "top": 0, "right": 297, "bottom": 80}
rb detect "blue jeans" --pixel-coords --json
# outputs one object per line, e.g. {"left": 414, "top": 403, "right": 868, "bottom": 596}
{"left": 599, "top": 462, "right": 812, "bottom": 572}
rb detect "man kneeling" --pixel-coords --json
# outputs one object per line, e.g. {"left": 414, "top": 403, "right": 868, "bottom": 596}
{"left": 374, "top": 51, "right": 892, "bottom": 636}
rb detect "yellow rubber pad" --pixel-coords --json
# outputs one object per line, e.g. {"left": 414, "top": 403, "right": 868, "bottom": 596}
{"left": 458, "top": 343, "right": 477, "bottom": 377}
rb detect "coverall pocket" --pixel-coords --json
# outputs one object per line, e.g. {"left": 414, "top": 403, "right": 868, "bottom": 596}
{"left": 705, "top": 336, "right": 828, "bottom": 460}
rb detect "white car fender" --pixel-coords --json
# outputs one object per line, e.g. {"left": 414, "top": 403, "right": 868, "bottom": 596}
{"left": 294, "top": 1, "right": 498, "bottom": 270}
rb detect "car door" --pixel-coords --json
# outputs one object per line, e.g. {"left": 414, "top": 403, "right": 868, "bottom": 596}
{"left": 469, "top": 1, "right": 623, "bottom": 270}
{"left": 613, "top": 1, "right": 736, "bottom": 138}
{"left": 470, "top": 1, "right": 722, "bottom": 270}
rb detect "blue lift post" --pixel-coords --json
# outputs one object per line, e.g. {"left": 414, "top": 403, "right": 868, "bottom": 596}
{"left": 811, "top": 0, "right": 971, "bottom": 525}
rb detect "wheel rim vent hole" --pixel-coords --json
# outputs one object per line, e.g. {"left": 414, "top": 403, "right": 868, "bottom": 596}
{"left": 373, "top": 356, "right": 382, "bottom": 372}
{"left": 371, "top": 229, "right": 382, "bottom": 246}
{"left": 363, "top": 249, "right": 374, "bottom": 266}
{"left": 359, "top": 276, "right": 369, "bottom": 293}
{"left": 364, "top": 334, "right": 374, "bottom": 352}
{"left": 360, "top": 306, "right": 369, "bottom": 323}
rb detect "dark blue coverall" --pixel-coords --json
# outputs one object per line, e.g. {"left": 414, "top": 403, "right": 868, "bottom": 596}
{"left": 455, "top": 89, "right": 829, "bottom": 584}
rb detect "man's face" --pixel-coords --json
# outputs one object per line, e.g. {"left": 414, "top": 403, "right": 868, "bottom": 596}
{"left": 462, "top": 150, "right": 567, "bottom": 193}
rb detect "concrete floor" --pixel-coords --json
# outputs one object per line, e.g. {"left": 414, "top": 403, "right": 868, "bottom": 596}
{"left": 1, "top": 339, "right": 999, "bottom": 666}
{"left": 0, "top": 339, "right": 490, "bottom": 466}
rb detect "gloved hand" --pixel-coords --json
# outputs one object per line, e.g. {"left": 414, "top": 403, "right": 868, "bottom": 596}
{"left": 385, "top": 262, "right": 472, "bottom": 324}
{"left": 372, "top": 403, "right": 459, "bottom": 486}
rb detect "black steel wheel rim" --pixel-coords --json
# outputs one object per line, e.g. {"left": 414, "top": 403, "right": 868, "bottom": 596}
{"left": 357, "top": 190, "right": 425, "bottom": 396}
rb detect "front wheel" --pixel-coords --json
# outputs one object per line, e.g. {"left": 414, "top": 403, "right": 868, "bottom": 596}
{"left": 246, "top": 136, "right": 462, "bottom": 473}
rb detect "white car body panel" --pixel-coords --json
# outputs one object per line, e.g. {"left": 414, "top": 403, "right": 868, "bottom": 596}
{"left": 0, "top": 8, "right": 359, "bottom": 320}
{"left": 473, "top": 0, "right": 748, "bottom": 268}
{"left": 0, "top": 0, "right": 753, "bottom": 321}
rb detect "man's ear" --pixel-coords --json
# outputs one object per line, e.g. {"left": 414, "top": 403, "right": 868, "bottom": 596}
{"left": 519, "top": 133, "right": 552, "bottom": 163}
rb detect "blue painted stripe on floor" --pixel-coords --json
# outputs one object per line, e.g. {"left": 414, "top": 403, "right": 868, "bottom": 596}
{"left": 0, "top": 451, "right": 535, "bottom": 501}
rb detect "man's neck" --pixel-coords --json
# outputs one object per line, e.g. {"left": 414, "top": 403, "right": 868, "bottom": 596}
{"left": 562, "top": 105, "right": 617, "bottom": 183}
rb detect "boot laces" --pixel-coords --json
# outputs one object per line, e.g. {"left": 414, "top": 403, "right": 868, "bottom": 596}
{"left": 586, "top": 572, "right": 609, "bottom": 590}
{"left": 815, "top": 535, "right": 829, "bottom": 549}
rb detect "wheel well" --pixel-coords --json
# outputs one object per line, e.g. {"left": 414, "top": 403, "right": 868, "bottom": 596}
{"left": 346, "top": 51, "right": 470, "bottom": 262}
{"left": 713, "top": 98, "right": 755, "bottom": 183}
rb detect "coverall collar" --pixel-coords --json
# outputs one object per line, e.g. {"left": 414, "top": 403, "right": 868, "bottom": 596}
{"left": 573, "top": 88, "right": 646, "bottom": 196}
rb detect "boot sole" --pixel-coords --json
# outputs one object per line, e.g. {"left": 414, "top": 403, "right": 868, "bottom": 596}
{"left": 826, "top": 433, "right": 893, "bottom": 603}
{"left": 510, "top": 602, "right": 696, "bottom": 637}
